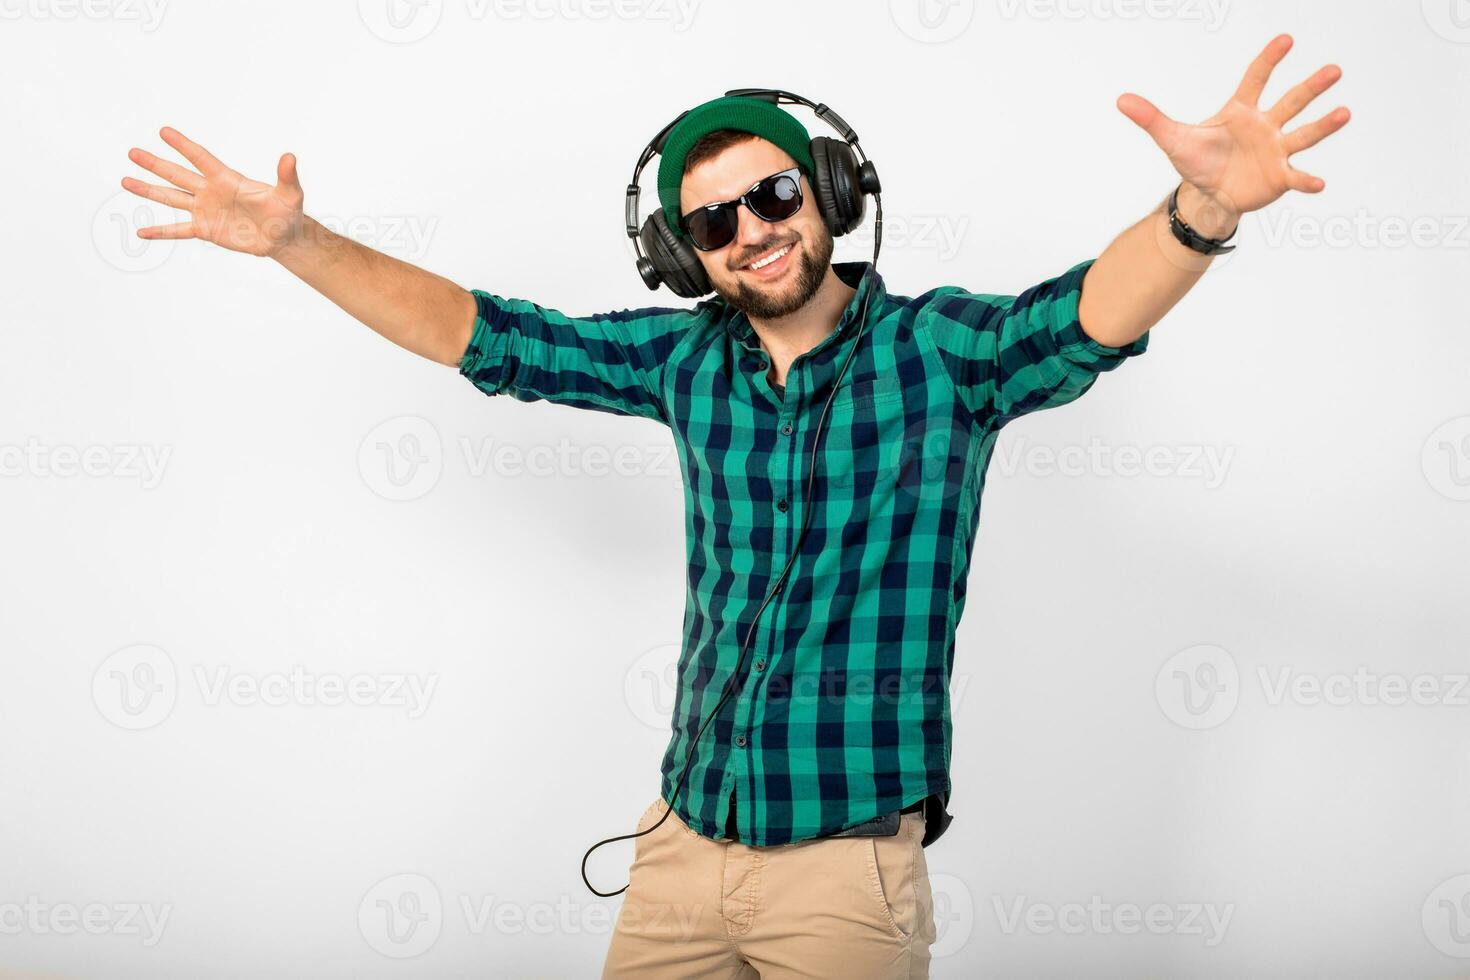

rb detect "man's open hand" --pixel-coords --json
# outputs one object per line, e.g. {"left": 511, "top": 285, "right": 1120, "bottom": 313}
{"left": 121, "top": 128, "right": 305, "bottom": 258}
{"left": 1117, "top": 34, "right": 1350, "bottom": 237}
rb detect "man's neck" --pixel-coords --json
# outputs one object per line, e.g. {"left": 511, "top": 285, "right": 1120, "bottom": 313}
{"left": 747, "top": 265, "right": 856, "bottom": 387}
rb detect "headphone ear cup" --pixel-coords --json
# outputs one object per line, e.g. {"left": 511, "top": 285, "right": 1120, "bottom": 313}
{"left": 808, "top": 136, "right": 865, "bottom": 237}
{"left": 640, "top": 209, "right": 711, "bottom": 299}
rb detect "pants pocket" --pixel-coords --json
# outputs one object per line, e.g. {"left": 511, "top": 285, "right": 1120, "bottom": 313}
{"left": 863, "top": 811, "right": 926, "bottom": 942}
{"left": 631, "top": 796, "right": 669, "bottom": 861}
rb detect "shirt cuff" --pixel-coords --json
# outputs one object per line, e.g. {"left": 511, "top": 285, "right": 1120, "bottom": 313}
{"left": 1048, "top": 258, "right": 1151, "bottom": 367}
{"left": 458, "top": 289, "right": 509, "bottom": 393}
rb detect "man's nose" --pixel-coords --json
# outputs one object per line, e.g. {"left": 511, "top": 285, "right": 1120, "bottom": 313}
{"left": 735, "top": 203, "right": 775, "bottom": 249}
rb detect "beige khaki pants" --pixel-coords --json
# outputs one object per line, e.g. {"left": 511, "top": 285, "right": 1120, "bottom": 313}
{"left": 601, "top": 795, "right": 937, "bottom": 979}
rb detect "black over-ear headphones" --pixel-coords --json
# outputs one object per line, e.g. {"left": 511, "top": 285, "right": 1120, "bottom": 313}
{"left": 625, "top": 88, "right": 883, "bottom": 298}
{"left": 584, "top": 88, "right": 885, "bottom": 898}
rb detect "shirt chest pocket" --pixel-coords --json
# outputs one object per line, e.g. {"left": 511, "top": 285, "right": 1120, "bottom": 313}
{"left": 827, "top": 374, "right": 905, "bottom": 419}
{"left": 822, "top": 374, "right": 907, "bottom": 497}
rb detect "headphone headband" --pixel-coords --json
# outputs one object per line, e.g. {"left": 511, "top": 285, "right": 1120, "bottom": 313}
{"left": 624, "top": 87, "right": 879, "bottom": 289}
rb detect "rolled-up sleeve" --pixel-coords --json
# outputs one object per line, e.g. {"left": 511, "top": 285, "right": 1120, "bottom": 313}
{"left": 458, "top": 290, "right": 693, "bottom": 425}
{"left": 916, "top": 258, "right": 1150, "bottom": 426}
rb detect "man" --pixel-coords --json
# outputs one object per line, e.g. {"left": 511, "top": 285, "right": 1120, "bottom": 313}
{"left": 120, "top": 34, "right": 1346, "bottom": 979}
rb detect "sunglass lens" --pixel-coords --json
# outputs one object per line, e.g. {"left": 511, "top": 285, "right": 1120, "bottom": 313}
{"left": 684, "top": 205, "right": 738, "bottom": 251}
{"left": 747, "top": 171, "right": 802, "bottom": 222}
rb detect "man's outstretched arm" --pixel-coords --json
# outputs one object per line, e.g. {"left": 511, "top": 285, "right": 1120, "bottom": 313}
{"left": 122, "top": 127, "right": 690, "bottom": 422}
{"left": 123, "top": 127, "right": 474, "bottom": 367}
{"left": 1077, "top": 33, "right": 1350, "bottom": 347}
{"left": 273, "top": 216, "right": 476, "bottom": 368}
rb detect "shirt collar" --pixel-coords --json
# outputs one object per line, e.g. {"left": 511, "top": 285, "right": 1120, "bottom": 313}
{"left": 720, "top": 261, "right": 886, "bottom": 351}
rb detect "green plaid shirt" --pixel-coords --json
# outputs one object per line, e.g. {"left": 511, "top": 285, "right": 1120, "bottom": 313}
{"left": 459, "top": 259, "right": 1149, "bottom": 846}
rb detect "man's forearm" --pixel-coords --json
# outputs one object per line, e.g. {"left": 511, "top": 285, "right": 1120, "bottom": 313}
{"left": 272, "top": 216, "right": 477, "bottom": 367}
{"left": 1077, "top": 181, "right": 1237, "bottom": 348}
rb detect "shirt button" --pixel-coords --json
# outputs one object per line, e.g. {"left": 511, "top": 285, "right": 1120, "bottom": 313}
{"left": 754, "top": 659, "right": 766, "bottom": 671}
{"left": 734, "top": 733, "right": 747, "bottom": 747}
{"left": 780, "top": 422, "right": 793, "bottom": 435}
{"left": 776, "top": 499, "right": 788, "bottom": 513}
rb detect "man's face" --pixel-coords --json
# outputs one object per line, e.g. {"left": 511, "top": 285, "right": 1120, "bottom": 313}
{"left": 679, "top": 136, "right": 833, "bottom": 320}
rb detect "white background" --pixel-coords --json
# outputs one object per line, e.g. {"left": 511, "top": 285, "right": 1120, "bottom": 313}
{"left": 2, "top": 0, "right": 1469, "bottom": 976}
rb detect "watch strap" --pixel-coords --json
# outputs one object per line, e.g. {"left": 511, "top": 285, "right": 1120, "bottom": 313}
{"left": 1168, "top": 183, "right": 1238, "bottom": 256}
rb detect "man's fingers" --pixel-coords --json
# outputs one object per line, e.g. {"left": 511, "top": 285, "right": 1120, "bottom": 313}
{"left": 1282, "top": 106, "right": 1351, "bottom": 156}
{"left": 120, "top": 176, "right": 193, "bottom": 211}
{"left": 137, "top": 220, "right": 197, "bottom": 240}
{"left": 159, "top": 126, "right": 228, "bottom": 178}
{"left": 1232, "top": 33, "right": 1293, "bottom": 107}
{"left": 1268, "top": 64, "right": 1343, "bottom": 127}
{"left": 127, "top": 146, "right": 204, "bottom": 192}
{"left": 1285, "top": 168, "right": 1326, "bottom": 194}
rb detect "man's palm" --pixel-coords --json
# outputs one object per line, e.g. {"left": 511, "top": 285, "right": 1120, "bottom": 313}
{"left": 122, "top": 127, "right": 305, "bottom": 257}
{"left": 1118, "top": 34, "right": 1350, "bottom": 218}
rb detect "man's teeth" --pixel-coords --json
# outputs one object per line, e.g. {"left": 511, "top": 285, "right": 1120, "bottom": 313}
{"left": 747, "top": 246, "right": 791, "bottom": 270}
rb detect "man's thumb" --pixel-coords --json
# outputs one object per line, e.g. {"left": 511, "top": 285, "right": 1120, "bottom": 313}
{"left": 277, "top": 152, "right": 301, "bottom": 191}
{"left": 1116, "top": 93, "right": 1171, "bottom": 143}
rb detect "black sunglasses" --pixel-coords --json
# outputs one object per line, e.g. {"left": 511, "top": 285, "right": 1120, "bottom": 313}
{"left": 679, "top": 167, "right": 804, "bottom": 252}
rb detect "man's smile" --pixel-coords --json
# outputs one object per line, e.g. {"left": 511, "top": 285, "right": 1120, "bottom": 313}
{"left": 737, "top": 242, "right": 795, "bottom": 279}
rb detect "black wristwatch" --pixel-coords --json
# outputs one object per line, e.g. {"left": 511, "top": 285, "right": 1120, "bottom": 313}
{"left": 1167, "top": 183, "right": 1238, "bottom": 256}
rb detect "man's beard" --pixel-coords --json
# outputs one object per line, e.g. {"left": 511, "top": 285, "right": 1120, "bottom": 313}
{"left": 712, "top": 228, "right": 834, "bottom": 320}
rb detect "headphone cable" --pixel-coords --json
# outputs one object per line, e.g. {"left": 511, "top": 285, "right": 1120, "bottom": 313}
{"left": 582, "top": 197, "right": 884, "bottom": 897}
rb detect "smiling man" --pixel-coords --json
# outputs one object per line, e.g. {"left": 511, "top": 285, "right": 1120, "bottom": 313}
{"left": 121, "top": 34, "right": 1347, "bottom": 979}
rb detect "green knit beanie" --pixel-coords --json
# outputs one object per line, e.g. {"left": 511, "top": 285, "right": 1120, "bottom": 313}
{"left": 656, "top": 96, "right": 815, "bottom": 239}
